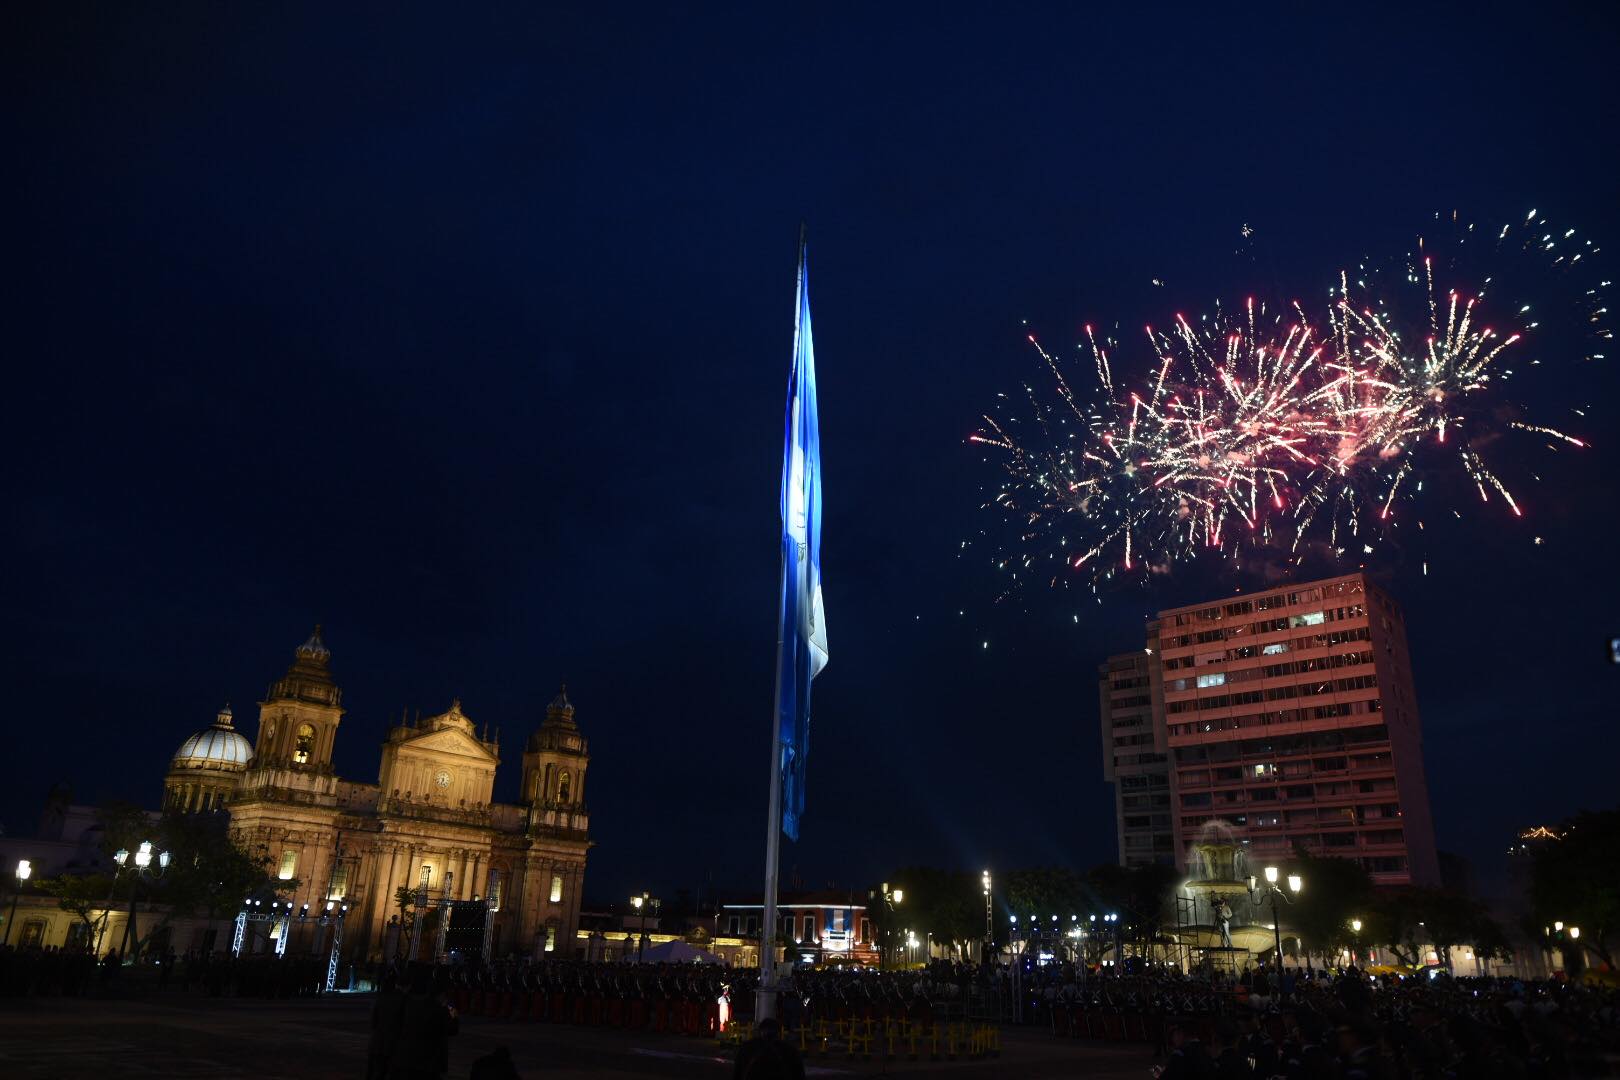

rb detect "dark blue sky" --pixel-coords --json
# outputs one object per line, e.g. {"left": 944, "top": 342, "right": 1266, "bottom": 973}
{"left": 5, "top": 5, "right": 1617, "bottom": 904}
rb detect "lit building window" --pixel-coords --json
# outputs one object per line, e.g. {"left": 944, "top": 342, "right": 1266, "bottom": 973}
{"left": 293, "top": 723, "right": 316, "bottom": 764}
{"left": 557, "top": 771, "right": 572, "bottom": 803}
{"left": 278, "top": 850, "right": 298, "bottom": 880}
{"left": 549, "top": 874, "right": 563, "bottom": 903}
{"left": 1196, "top": 672, "right": 1227, "bottom": 688}
{"left": 487, "top": 870, "right": 502, "bottom": 912}
{"left": 544, "top": 926, "right": 556, "bottom": 952}
{"left": 328, "top": 861, "right": 349, "bottom": 899}
{"left": 419, "top": 864, "right": 433, "bottom": 889}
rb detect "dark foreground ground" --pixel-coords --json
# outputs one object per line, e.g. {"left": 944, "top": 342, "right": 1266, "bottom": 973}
{"left": 0, "top": 994, "right": 1159, "bottom": 1079}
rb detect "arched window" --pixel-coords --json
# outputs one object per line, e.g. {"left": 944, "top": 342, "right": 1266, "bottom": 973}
{"left": 293, "top": 723, "right": 316, "bottom": 764}
{"left": 557, "top": 770, "right": 572, "bottom": 803}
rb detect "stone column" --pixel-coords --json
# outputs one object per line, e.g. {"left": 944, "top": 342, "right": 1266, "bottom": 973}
{"left": 302, "top": 832, "right": 325, "bottom": 909}
{"left": 364, "top": 843, "right": 401, "bottom": 958}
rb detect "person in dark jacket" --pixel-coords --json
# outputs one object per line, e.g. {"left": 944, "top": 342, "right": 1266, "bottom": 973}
{"left": 383, "top": 963, "right": 460, "bottom": 1080}
{"left": 1337, "top": 1016, "right": 1391, "bottom": 1080}
{"left": 366, "top": 971, "right": 404, "bottom": 1080}
{"left": 1211, "top": 1021, "right": 1250, "bottom": 1080}
{"left": 1157, "top": 1023, "right": 1215, "bottom": 1079}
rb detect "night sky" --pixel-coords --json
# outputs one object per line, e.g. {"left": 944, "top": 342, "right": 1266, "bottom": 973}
{"left": 6, "top": 6, "right": 1618, "bottom": 906}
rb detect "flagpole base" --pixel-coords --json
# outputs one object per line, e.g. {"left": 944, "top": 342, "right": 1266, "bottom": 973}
{"left": 754, "top": 985, "right": 779, "bottom": 1025}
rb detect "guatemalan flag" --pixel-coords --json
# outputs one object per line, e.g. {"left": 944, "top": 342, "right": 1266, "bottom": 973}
{"left": 777, "top": 234, "right": 828, "bottom": 842}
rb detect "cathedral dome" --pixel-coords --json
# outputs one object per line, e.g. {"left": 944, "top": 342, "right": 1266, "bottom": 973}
{"left": 171, "top": 705, "right": 253, "bottom": 771}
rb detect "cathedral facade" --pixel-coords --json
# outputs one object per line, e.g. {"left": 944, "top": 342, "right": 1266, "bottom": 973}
{"left": 163, "top": 628, "right": 592, "bottom": 961}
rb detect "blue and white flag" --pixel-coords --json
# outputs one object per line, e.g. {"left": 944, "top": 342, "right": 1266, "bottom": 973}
{"left": 777, "top": 236, "right": 828, "bottom": 842}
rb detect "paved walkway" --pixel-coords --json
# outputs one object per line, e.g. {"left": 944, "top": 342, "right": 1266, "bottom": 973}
{"left": 0, "top": 995, "right": 1158, "bottom": 1078}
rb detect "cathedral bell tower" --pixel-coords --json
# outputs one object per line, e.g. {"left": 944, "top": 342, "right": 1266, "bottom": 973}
{"left": 252, "top": 625, "right": 344, "bottom": 772}
{"left": 522, "top": 687, "right": 589, "bottom": 810}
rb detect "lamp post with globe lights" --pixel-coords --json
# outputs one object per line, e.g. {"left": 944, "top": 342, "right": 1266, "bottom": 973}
{"left": 1247, "top": 865, "right": 1302, "bottom": 970}
{"left": 873, "top": 883, "right": 903, "bottom": 969}
{"left": 113, "top": 840, "right": 170, "bottom": 964}
{"left": 630, "top": 892, "right": 660, "bottom": 963}
{"left": 981, "top": 870, "right": 993, "bottom": 960}
{"left": 3, "top": 859, "right": 32, "bottom": 945}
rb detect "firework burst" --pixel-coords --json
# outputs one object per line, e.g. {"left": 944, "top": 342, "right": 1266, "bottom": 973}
{"left": 974, "top": 212, "right": 1608, "bottom": 592}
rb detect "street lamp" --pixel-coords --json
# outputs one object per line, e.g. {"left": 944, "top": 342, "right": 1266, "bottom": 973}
{"left": 1350, "top": 918, "right": 1363, "bottom": 966}
{"left": 113, "top": 841, "right": 171, "bottom": 963}
{"left": 1250, "top": 865, "right": 1301, "bottom": 970}
{"left": 981, "top": 870, "right": 992, "bottom": 955}
{"left": 3, "top": 860, "right": 32, "bottom": 946}
{"left": 875, "top": 883, "right": 904, "bottom": 969}
{"left": 630, "top": 892, "right": 660, "bottom": 963}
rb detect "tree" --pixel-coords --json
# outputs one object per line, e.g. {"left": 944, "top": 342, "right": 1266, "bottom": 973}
{"left": 37, "top": 871, "right": 118, "bottom": 951}
{"left": 67, "top": 802, "right": 294, "bottom": 959}
{"left": 1086, "top": 863, "right": 1179, "bottom": 961}
{"left": 96, "top": 800, "right": 156, "bottom": 861}
{"left": 1363, "top": 886, "right": 1507, "bottom": 973}
{"left": 873, "top": 867, "right": 981, "bottom": 962}
{"left": 1529, "top": 810, "right": 1620, "bottom": 973}
{"left": 1285, "top": 853, "right": 1376, "bottom": 964}
{"left": 1366, "top": 888, "right": 1427, "bottom": 969}
{"left": 156, "top": 811, "right": 293, "bottom": 922}
{"left": 1005, "top": 867, "right": 1088, "bottom": 923}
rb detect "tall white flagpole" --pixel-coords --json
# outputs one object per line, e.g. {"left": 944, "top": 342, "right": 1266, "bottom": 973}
{"left": 756, "top": 227, "right": 806, "bottom": 1024}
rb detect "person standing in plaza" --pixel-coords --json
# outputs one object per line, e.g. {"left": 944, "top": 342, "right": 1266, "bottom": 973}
{"left": 382, "top": 964, "right": 459, "bottom": 1080}
{"left": 366, "top": 969, "right": 404, "bottom": 1080}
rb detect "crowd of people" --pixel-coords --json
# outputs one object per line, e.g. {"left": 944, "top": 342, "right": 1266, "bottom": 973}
{"left": 5, "top": 939, "right": 1618, "bottom": 1077}
{"left": 1010, "top": 959, "right": 1619, "bottom": 1078}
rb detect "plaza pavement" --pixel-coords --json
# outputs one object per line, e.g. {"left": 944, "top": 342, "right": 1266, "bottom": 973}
{"left": 0, "top": 994, "right": 1159, "bottom": 1078}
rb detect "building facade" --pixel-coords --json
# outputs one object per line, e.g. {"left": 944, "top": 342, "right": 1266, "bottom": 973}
{"left": 721, "top": 891, "right": 878, "bottom": 967}
{"left": 163, "top": 628, "right": 594, "bottom": 961}
{"left": 1153, "top": 572, "right": 1440, "bottom": 886}
{"left": 1097, "top": 646, "right": 1175, "bottom": 867}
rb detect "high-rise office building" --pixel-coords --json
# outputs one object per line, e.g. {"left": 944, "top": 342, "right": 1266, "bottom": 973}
{"left": 1098, "top": 645, "right": 1175, "bottom": 867}
{"left": 1154, "top": 571, "right": 1439, "bottom": 885}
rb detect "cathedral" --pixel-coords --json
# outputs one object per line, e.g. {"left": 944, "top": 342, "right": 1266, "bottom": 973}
{"left": 162, "top": 627, "right": 592, "bottom": 961}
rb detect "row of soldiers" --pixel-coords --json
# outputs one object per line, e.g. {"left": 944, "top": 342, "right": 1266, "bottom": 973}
{"left": 361, "top": 957, "right": 987, "bottom": 1034}
{"left": 405, "top": 958, "right": 731, "bottom": 1035}
{"left": 0, "top": 942, "right": 335, "bottom": 1000}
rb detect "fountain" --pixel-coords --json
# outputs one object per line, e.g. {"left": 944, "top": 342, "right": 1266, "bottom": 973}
{"left": 1175, "top": 820, "right": 1273, "bottom": 974}
{"left": 1185, "top": 819, "right": 1248, "bottom": 896}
